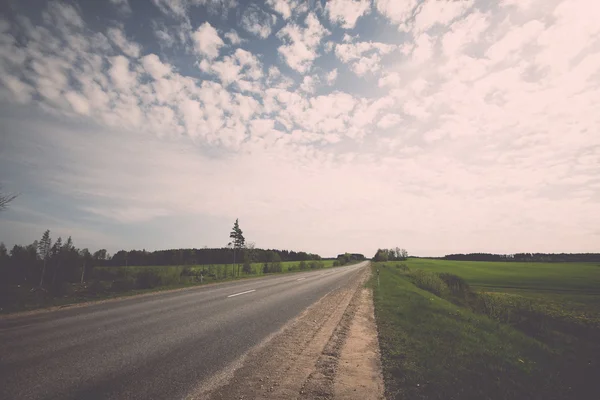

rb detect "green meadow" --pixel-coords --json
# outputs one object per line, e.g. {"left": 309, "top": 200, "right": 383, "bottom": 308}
{"left": 371, "top": 259, "right": 600, "bottom": 399}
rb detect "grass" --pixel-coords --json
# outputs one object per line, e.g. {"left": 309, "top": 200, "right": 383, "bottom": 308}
{"left": 371, "top": 260, "right": 600, "bottom": 399}
{"left": 404, "top": 258, "right": 600, "bottom": 293}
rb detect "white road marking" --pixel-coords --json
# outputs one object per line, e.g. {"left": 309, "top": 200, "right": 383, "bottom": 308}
{"left": 296, "top": 277, "right": 306, "bottom": 281}
{"left": 227, "top": 289, "right": 256, "bottom": 298}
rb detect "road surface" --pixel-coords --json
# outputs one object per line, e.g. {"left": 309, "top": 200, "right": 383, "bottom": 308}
{"left": 0, "top": 262, "right": 367, "bottom": 400}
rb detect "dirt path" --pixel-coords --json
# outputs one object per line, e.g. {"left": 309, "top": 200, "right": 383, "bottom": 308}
{"left": 188, "top": 265, "right": 384, "bottom": 400}
{"left": 333, "top": 288, "right": 385, "bottom": 399}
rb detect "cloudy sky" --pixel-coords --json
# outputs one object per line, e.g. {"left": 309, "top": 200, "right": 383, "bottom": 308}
{"left": 0, "top": 0, "right": 598, "bottom": 257}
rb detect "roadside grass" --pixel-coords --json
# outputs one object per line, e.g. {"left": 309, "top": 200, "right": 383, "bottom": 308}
{"left": 0, "top": 260, "right": 339, "bottom": 314}
{"left": 371, "top": 262, "right": 600, "bottom": 399}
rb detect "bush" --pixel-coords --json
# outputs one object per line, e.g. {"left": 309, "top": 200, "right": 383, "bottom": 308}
{"left": 88, "top": 280, "right": 111, "bottom": 294}
{"left": 49, "top": 282, "right": 73, "bottom": 297}
{"left": 395, "top": 263, "right": 410, "bottom": 271}
{"left": 136, "top": 269, "right": 162, "bottom": 289}
{"left": 299, "top": 260, "right": 308, "bottom": 270}
{"left": 112, "top": 277, "right": 136, "bottom": 291}
{"left": 408, "top": 269, "right": 449, "bottom": 297}
{"left": 438, "top": 272, "right": 470, "bottom": 298}
{"left": 333, "top": 261, "right": 340, "bottom": 267}
{"left": 309, "top": 261, "right": 324, "bottom": 269}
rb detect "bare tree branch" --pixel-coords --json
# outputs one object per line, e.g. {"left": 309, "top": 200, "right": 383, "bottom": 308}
{"left": 0, "top": 186, "right": 18, "bottom": 212}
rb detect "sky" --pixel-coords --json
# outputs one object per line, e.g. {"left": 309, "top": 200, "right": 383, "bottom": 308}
{"left": 0, "top": 0, "right": 599, "bottom": 258}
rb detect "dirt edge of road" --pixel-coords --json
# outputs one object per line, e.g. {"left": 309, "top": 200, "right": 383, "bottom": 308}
{"left": 189, "top": 263, "right": 383, "bottom": 400}
{"left": 333, "top": 288, "right": 385, "bottom": 399}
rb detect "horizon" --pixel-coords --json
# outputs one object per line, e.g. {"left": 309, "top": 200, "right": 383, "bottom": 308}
{"left": 1, "top": 0, "right": 599, "bottom": 257}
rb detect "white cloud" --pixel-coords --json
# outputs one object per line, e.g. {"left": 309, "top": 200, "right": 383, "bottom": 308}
{"left": 326, "top": 69, "right": 338, "bottom": 85}
{"left": 377, "top": 113, "right": 402, "bottom": 129}
{"left": 141, "top": 54, "right": 173, "bottom": 80}
{"left": 277, "top": 13, "right": 330, "bottom": 73}
{"left": 108, "top": 55, "right": 137, "bottom": 91}
{"left": 107, "top": 26, "right": 141, "bottom": 58}
{"left": 374, "top": 0, "right": 419, "bottom": 30}
{"left": 109, "top": 0, "right": 132, "bottom": 15}
{"left": 412, "top": 0, "right": 474, "bottom": 34}
{"left": 192, "top": 22, "right": 224, "bottom": 59}
{"left": 1, "top": 0, "right": 600, "bottom": 257}
{"left": 326, "top": 0, "right": 371, "bottom": 29}
{"left": 154, "top": 28, "right": 176, "bottom": 48}
{"left": 299, "top": 76, "right": 317, "bottom": 93}
{"left": 224, "top": 30, "right": 244, "bottom": 44}
{"left": 240, "top": 4, "right": 277, "bottom": 39}
{"left": 201, "top": 48, "right": 264, "bottom": 91}
{"left": 335, "top": 41, "right": 396, "bottom": 75}
{"left": 266, "top": 0, "right": 307, "bottom": 20}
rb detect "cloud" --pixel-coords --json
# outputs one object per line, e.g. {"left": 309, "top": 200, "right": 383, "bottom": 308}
{"left": 277, "top": 13, "right": 330, "bottom": 73}
{"left": 377, "top": 113, "right": 402, "bottom": 129}
{"left": 374, "top": 0, "right": 419, "bottom": 30}
{"left": 151, "top": 0, "right": 237, "bottom": 20}
{"left": 335, "top": 40, "right": 396, "bottom": 75}
{"left": 266, "top": 0, "right": 307, "bottom": 20}
{"left": 141, "top": 54, "right": 173, "bottom": 79}
{"left": 107, "top": 26, "right": 141, "bottom": 58}
{"left": 326, "top": 0, "right": 371, "bottom": 29}
{"left": 1, "top": 0, "right": 599, "bottom": 257}
{"left": 224, "top": 30, "right": 244, "bottom": 44}
{"left": 240, "top": 4, "right": 277, "bottom": 39}
{"left": 326, "top": 69, "right": 338, "bottom": 85}
{"left": 109, "top": 0, "right": 132, "bottom": 15}
{"left": 412, "top": 0, "right": 474, "bottom": 34}
{"left": 200, "top": 48, "right": 264, "bottom": 92}
{"left": 192, "top": 22, "right": 224, "bottom": 59}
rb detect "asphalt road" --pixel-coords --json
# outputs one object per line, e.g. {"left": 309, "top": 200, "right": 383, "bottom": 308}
{"left": 0, "top": 262, "right": 367, "bottom": 400}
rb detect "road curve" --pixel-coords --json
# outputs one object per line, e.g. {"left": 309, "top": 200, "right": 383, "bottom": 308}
{"left": 0, "top": 262, "right": 368, "bottom": 400}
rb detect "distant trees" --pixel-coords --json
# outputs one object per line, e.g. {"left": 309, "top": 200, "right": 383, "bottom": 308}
{"left": 373, "top": 248, "right": 408, "bottom": 262}
{"left": 0, "top": 229, "right": 324, "bottom": 294}
{"left": 336, "top": 253, "right": 366, "bottom": 266}
{"left": 263, "top": 251, "right": 282, "bottom": 273}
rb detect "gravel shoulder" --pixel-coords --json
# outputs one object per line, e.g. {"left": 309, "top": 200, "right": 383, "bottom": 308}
{"left": 189, "top": 264, "right": 383, "bottom": 400}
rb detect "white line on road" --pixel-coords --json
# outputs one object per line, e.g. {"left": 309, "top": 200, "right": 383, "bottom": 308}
{"left": 296, "top": 277, "right": 306, "bottom": 281}
{"left": 227, "top": 289, "right": 256, "bottom": 298}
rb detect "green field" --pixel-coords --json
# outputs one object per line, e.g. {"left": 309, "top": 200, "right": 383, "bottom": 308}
{"left": 371, "top": 259, "right": 600, "bottom": 399}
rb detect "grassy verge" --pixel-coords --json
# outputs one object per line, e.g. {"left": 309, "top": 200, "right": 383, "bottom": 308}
{"left": 371, "top": 262, "right": 599, "bottom": 399}
{"left": 0, "top": 260, "right": 341, "bottom": 315}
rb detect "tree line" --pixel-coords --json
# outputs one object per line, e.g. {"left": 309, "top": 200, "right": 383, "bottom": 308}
{"left": 335, "top": 253, "right": 366, "bottom": 266}
{"left": 0, "top": 225, "right": 322, "bottom": 291}
{"left": 372, "top": 248, "right": 408, "bottom": 262}
{"left": 443, "top": 253, "right": 600, "bottom": 262}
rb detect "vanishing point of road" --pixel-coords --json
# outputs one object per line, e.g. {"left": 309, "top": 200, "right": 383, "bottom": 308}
{"left": 0, "top": 262, "right": 368, "bottom": 400}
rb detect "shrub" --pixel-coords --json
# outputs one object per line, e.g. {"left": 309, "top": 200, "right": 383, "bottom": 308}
{"left": 309, "top": 261, "right": 324, "bottom": 269}
{"left": 395, "top": 263, "right": 410, "bottom": 271}
{"left": 88, "top": 280, "right": 111, "bottom": 294}
{"left": 438, "top": 272, "right": 470, "bottom": 298}
{"left": 51, "top": 282, "right": 74, "bottom": 297}
{"left": 299, "top": 260, "right": 308, "bottom": 270}
{"left": 112, "top": 277, "right": 136, "bottom": 291}
{"left": 333, "top": 260, "right": 340, "bottom": 267}
{"left": 136, "top": 269, "right": 162, "bottom": 289}
{"left": 408, "top": 269, "right": 449, "bottom": 297}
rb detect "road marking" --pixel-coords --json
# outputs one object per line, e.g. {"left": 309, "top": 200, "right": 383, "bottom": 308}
{"left": 227, "top": 289, "right": 256, "bottom": 298}
{"left": 296, "top": 277, "right": 306, "bottom": 281}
